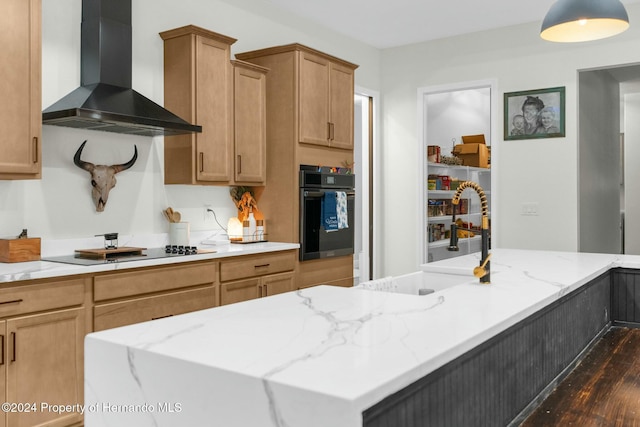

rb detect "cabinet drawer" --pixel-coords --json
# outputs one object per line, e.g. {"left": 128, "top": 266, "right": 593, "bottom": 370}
{"left": 220, "top": 251, "right": 295, "bottom": 282}
{"left": 0, "top": 278, "right": 86, "bottom": 317}
{"left": 93, "top": 286, "right": 217, "bottom": 331}
{"left": 94, "top": 262, "right": 217, "bottom": 302}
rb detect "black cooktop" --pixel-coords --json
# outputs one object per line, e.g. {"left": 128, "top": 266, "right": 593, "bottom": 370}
{"left": 42, "top": 246, "right": 208, "bottom": 266}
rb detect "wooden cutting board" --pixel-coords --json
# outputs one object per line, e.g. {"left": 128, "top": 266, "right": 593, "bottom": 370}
{"left": 75, "top": 247, "right": 146, "bottom": 259}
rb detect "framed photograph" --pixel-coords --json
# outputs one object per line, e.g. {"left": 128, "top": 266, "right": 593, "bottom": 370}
{"left": 504, "top": 87, "right": 565, "bottom": 140}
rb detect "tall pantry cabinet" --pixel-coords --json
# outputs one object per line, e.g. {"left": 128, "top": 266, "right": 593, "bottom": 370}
{"left": 236, "top": 44, "right": 358, "bottom": 288}
{"left": 0, "top": 0, "right": 41, "bottom": 179}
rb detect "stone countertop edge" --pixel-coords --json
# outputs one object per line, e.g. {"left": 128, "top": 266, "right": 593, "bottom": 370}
{"left": 83, "top": 249, "right": 640, "bottom": 427}
{"left": 0, "top": 241, "right": 300, "bottom": 284}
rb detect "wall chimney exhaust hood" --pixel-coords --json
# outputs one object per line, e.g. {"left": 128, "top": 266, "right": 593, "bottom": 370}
{"left": 42, "top": 0, "right": 202, "bottom": 137}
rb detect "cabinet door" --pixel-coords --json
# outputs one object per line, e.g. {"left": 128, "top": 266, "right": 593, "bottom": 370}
{"left": 6, "top": 308, "right": 85, "bottom": 427}
{"left": 263, "top": 272, "right": 295, "bottom": 297}
{"left": 220, "top": 278, "right": 261, "bottom": 306}
{"left": 233, "top": 63, "right": 267, "bottom": 183}
{"left": 329, "top": 62, "right": 355, "bottom": 150}
{"left": 0, "top": 0, "right": 41, "bottom": 178}
{"left": 195, "top": 35, "right": 233, "bottom": 182}
{"left": 299, "top": 51, "right": 330, "bottom": 147}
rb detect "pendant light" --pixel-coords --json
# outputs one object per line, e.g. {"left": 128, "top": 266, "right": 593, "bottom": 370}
{"left": 540, "top": 0, "right": 629, "bottom": 42}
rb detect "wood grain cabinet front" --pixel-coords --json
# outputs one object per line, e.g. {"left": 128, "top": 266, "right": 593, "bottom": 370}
{"left": 0, "top": 0, "right": 41, "bottom": 179}
{"left": 160, "top": 25, "right": 236, "bottom": 185}
{"left": 93, "top": 262, "right": 218, "bottom": 331}
{"left": 220, "top": 272, "right": 295, "bottom": 306}
{"left": 298, "top": 50, "right": 355, "bottom": 150}
{"left": 219, "top": 251, "right": 296, "bottom": 305}
{"left": 232, "top": 60, "right": 268, "bottom": 184}
{"left": 0, "top": 278, "right": 88, "bottom": 427}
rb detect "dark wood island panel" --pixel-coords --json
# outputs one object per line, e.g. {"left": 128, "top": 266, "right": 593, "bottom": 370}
{"left": 363, "top": 271, "right": 612, "bottom": 427}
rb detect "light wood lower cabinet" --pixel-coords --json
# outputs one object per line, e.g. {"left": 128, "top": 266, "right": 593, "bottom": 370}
{"left": 0, "top": 278, "right": 87, "bottom": 427}
{"left": 94, "top": 287, "right": 216, "bottom": 331}
{"left": 93, "top": 262, "right": 218, "bottom": 331}
{"left": 219, "top": 251, "right": 296, "bottom": 305}
{"left": 220, "top": 272, "right": 294, "bottom": 306}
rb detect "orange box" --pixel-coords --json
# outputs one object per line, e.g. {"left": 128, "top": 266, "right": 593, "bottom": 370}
{"left": 461, "top": 134, "right": 486, "bottom": 144}
{"left": 453, "top": 143, "right": 489, "bottom": 168}
{"left": 0, "top": 237, "right": 41, "bottom": 263}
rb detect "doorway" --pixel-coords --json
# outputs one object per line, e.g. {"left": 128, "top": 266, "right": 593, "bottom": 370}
{"left": 354, "top": 88, "right": 378, "bottom": 283}
{"left": 578, "top": 64, "right": 640, "bottom": 254}
{"left": 418, "top": 80, "right": 497, "bottom": 266}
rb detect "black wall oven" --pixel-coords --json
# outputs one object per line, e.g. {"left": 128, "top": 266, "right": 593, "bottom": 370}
{"left": 299, "top": 165, "right": 355, "bottom": 261}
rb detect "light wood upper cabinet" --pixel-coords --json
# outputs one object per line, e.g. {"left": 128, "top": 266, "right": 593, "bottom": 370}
{"left": 329, "top": 61, "right": 356, "bottom": 150}
{"left": 0, "top": 0, "right": 41, "bottom": 179}
{"left": 237, "top": 44, "right": 357, "bottom": 152}
{"left": 299, "top": 52, "right": 331, "bottom": 146}
{"left": 299, "top": 50, "right": 355, "bottom": 150}
{"left": 160, "top": 25, "right": 236, "bottom": 184}
{"left": 232, "top": 60, "right": 268, "bottom": 184}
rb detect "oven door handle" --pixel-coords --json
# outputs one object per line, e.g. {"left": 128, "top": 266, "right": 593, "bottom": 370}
{"left": 303, "top": 190, "right": 355, "bottom": 198}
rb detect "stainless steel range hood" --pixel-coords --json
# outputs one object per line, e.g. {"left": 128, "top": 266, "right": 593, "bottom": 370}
{"left": 42, "top": 0, "right": 201, "bottom": 137}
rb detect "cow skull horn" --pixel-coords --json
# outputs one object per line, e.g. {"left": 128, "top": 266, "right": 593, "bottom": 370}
{"left": 73, "top": 141, "right": 138, "bottom": 212}
{"left": 112, "top": 146, "right": 138, "bottom": 173}
{"left": 73, "top": 140, "right": 95, "bottom": 171}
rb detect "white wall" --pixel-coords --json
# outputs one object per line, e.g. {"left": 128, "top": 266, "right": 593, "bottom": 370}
{"left": 426, "top": 88, "right": 491, "bottom": 153}
{"left": 625, "top": 93, "right": 640, "bottom": 254}
{"left": 379, "top": 5, "right": 640, "bottom": 276}
{"left": 0, "top": 0, "right": 380, "bottom": 241}
{"left": 578, "top": 70, "right": 621, "bottom": 254}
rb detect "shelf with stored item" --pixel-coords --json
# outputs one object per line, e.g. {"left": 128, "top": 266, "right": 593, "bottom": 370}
{"left": 425, "top": 163, "right": 491, "bottom": 263}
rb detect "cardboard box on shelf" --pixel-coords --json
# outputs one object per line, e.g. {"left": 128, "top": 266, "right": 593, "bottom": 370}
{"left": 461, "top": 134, "right": 486, "bottom": 144}
{"left": 453, "top": 134, "right": 489, "bottom": 168}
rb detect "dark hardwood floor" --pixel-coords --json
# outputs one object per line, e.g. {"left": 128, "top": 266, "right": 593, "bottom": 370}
{"left": 521, "top": 327, "right": 640, "bottom": 427}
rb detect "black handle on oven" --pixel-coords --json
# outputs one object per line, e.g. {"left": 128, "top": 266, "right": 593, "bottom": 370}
{"left": 303, "top": 190, "right": 355, "bottom": 197}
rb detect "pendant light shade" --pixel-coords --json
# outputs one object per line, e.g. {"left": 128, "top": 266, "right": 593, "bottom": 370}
{"left": 541, "top": 0, "right": 629, "bottom": 42}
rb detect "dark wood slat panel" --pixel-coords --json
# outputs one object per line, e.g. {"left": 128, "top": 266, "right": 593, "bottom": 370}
{"left": 521, "top": 327, "right": 640, "bottom": 427}
{"left": 612, "top": 268, "right": 640, "bottom": 325}
{"left": 363, "top": 272, "right": 611, "bottom": 427}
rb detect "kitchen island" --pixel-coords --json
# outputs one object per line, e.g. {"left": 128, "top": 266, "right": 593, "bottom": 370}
{"left": 84, "top": 249, "right": 640, "bottom": 427}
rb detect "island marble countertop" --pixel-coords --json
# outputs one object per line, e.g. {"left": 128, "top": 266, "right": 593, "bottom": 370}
{"left": 0, "top": 231, "right": 299, "bottom": 284}
{"left": 84, "top": 249, "right": 640, "bottom": 427}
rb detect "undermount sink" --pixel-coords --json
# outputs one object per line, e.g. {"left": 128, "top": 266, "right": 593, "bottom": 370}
{"left": 356, "top": 271, "right": 476, "bottom": 296}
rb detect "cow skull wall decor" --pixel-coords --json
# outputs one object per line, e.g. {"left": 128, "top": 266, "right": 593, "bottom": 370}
{"left": 73, "top": 140, "right": 138, "bottom": 212}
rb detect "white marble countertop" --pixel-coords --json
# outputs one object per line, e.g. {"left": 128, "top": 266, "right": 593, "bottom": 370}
{"left": 84, "top": 249, "right": 640, "bottom": 427}
{"left": 0, "top": 230, "right": 299, "bottom": 284}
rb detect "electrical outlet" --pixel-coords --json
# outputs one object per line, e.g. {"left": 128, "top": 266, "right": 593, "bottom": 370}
{"left": 521, "top": 202, "right": 539, "bottom": 216}
{"left": 203, "top": 204, "right": 212, "bottom": 221}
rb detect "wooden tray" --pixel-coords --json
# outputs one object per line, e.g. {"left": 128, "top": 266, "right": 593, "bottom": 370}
{"left": 75, "top": 247, "right": 146, "bottom": 259}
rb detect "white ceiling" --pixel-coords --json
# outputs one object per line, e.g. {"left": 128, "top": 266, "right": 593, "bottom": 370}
{"left": 260, "top": 0, "right": 640, "bottom": 49}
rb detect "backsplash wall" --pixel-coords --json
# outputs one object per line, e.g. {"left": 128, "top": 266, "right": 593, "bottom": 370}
{"left": 0, "top": 124, "right": 237, "bottom": 240}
